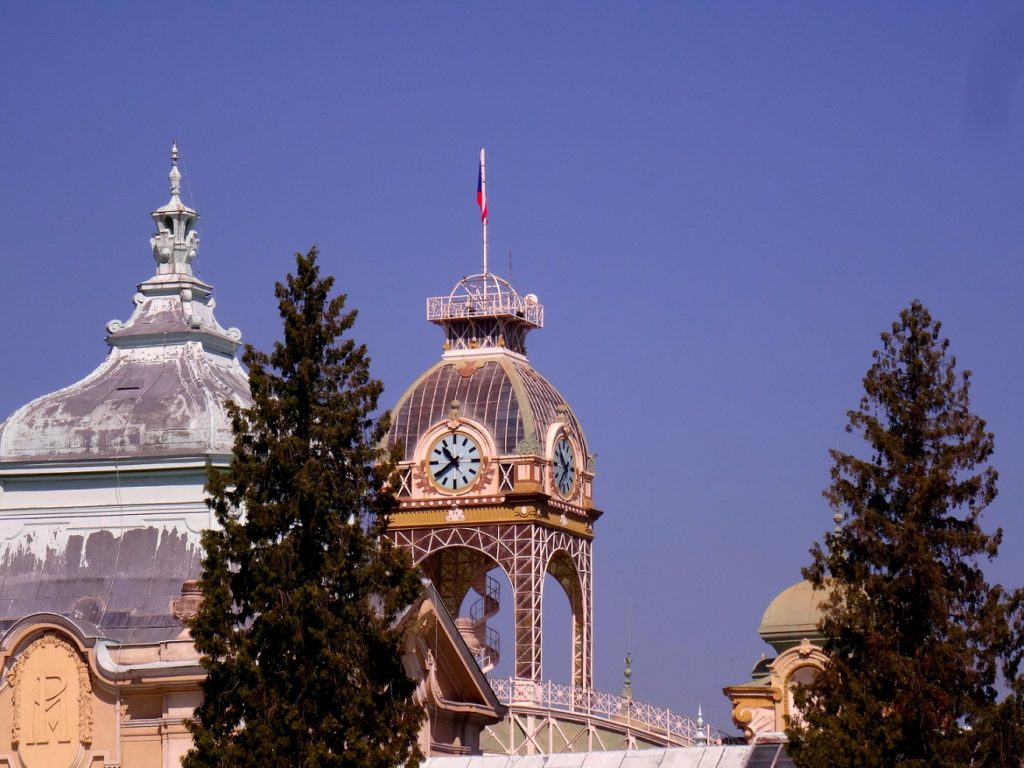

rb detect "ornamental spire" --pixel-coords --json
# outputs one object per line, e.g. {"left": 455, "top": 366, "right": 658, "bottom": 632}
{"left": 150, "top": 141, "right": 200, "bottom": 275}
{"left": 169, "top": 141, "right": 182, "bottom": 196}
{"left": 622, "top": 652, "right": 633, "bottom": 700}
{"left": 695, "top": 706, "right": 707, "bottom": 746}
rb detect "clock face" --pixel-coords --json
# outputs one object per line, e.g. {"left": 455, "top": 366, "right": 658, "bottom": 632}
{"left": 428, "top": 432, "right": 482, "bottom": 491}
{"left": 553, "top": 436, "right": 576, "bottom": 497}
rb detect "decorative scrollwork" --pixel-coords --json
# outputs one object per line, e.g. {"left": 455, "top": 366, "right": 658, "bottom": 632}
{"left": 447, "top": 399, "right": 462, "bottom": 429}
{"left": 151, "top": 231, "right": 174, "bottom": 264}
{"left": 516, "top": 436, "right": 542, "bottom": 456}
{"left": 183, "top": 231, "right": 200, "bottom": 264}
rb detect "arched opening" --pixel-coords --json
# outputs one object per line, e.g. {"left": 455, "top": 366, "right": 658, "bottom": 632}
{"left": 541, "top": 572, "right": 572, "bottom": 683}
{"left": 545, "top": 549, "right": 585, "bottom": 688}
{"left": 786, "top": 665, "right": 819, "bottom": 728}
{"left": 419, "top": 545, "right": 510, "bottom": 675}
{"left": 457, "top": 565, "right": 515, "bottom": 679}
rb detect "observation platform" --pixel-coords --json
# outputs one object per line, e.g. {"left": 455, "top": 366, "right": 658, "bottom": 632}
{"left": 427, "top": 273, "right": 544, "bottom": 329}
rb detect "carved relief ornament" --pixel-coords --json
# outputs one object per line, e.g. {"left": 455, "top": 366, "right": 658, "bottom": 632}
{"left": 7, "top": 632, "right": 93, "bottom": 767}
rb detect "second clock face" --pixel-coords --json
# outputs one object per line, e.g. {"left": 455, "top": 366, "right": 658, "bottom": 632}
{"left": 553, "top": 436, "right": 576, "bottom": 497}
{"left": 429, "top": 432, "right": 482, "bottom": 491}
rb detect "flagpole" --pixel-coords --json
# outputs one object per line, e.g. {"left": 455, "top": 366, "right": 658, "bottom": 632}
{"left": 480, "top": 147, "right": 488, "bottom": 276}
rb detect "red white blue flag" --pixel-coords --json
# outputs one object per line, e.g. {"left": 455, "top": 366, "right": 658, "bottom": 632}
{"left": 477, "top": 152, "right": 488, "bottom": 223}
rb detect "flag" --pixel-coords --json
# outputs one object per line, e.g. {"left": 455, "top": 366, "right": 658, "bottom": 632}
{"left": 477, "top": 153, "right": 488, "bottom": 223}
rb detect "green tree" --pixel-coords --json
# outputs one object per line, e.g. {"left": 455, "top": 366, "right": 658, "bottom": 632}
{"left": 788, "top": 300, "right": 1013, "bottom": 768}
{"left": 184, "top": 248, "right": 424, "bottom": 768}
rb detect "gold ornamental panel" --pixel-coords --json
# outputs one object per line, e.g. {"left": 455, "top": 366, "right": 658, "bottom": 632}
{"left": 7, "top": 632, "right": 92, "bottom": 768}
{"left": 389, "top": 504, "right": 594, "bottom": 538}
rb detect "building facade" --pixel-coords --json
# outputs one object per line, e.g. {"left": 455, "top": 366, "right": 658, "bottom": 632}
{"left": 0, "top": 147, "right": 726, "bottom": 766}
{"left": 0, "top": 148, "right": 504, "bottom": 767}
{"left": 723, "top": 580, "right": 828, "bottom": 741}
{"left": 383, "top": 222, "right": 711, "bottom": 753}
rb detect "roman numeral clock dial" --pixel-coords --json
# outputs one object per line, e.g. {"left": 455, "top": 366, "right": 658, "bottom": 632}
{"left": 428, "top": 432, "right": 481, "bottom": 491}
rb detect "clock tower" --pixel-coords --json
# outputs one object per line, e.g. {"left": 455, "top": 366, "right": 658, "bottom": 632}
{"left": 386, "top": 253, "right": 600, "bottom": 691}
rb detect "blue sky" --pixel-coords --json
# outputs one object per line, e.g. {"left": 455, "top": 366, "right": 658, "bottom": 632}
{"left": 2, "top": 2, "right": 1023, "bottom": 732}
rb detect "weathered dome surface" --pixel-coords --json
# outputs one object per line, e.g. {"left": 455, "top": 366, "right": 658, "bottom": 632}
{"left": 0, "top": 343, "right": 248, "bottom": 461}
{"left": 0, "top": 526, "right": 203, "bottom": 645}
{"left": 0, "top": 145, "right": 247, "bottom": 644}
{"left": 0, "top": 149, "right": 251, "bottom": 462}
{"left": 389, "top": 354, "right": 588, "bottom": 460}
{"left": 758, "top": 580, "right": 829, "bottom": 649}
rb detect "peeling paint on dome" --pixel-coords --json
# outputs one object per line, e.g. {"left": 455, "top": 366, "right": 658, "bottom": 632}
{"left": 0, "top": 147, "right": 250, "bottom": 463}
{"left": 0, "top": 145, "right": 247, "bottom": 645}
{"left": 0, "top": 524, "right": 202, "bottom": 644}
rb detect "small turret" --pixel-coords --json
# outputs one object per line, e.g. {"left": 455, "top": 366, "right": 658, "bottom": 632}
{"left": 150, "top": 141, "right": 200, "bottom": 275}
{"left": 0, "top": 144, "right": 250, "bottom": 462}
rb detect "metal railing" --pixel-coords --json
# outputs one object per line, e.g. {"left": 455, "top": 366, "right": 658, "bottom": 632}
{"left": 474, "top": 626, "right": 501, "bottom": 671}
{"left": 469, "top": 574, "right": 501, "bottom": 622}
{"left": 487, "top": 678, "right": 723, "bottom": 746}
{"left": 426, "top": 292, "right": 544, "bottom": 327}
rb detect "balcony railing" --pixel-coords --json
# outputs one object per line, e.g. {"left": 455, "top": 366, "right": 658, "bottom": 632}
{"left": 426, "top": 273, "right": 544, "bottom": 328}
{"left": 487, "top": 677, "right": 723, "bottom": 746}
{"left": 427, "top": 293, "right": 544, "bottom": 327}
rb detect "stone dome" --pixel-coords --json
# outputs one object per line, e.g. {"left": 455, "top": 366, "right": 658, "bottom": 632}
{"left": 0, "top": 145, "right": 250, "bottom": 646}
{"left": 758, "top": 580, "right": 829, "bottom": 652}
{"left": 0, "top": 339, "right": 249, "bottom": 462}
{"left": 388, "top": 353, "right": 588, "bottom": 461}
{"left": 0, "top": 144, "right": 250, "bottom": 463}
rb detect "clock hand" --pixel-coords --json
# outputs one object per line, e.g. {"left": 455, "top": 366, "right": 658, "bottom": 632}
{"left": 435, "top": 456, "right": 460, "bottom": 479}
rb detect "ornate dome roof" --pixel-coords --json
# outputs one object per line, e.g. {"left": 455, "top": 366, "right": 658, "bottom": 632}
{"left": 388, "top": 267, "right": 588, "bottom": 462}
{"left": 389, "top": 353, "right": 588, "bottom": 461}
{"left": 758, "top": 580, "right": 829, "bottom": 652}
{"left": 0, "top": 144, "right": 251, "bottom": 463}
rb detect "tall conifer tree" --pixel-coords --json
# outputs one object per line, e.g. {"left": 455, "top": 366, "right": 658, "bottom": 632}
{"left": 184, "top": 248, "right": 424, "bottom": 768}
{"left": 788, "top": 300, "right": 1010, "bottom": 767}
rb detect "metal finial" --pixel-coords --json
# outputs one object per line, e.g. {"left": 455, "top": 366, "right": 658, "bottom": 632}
{"left": 169, "top": 141, "right": 182, "bottom": 197}
{"left": 695, "top": 705, "right": 707, "bottom": 746}
{"left": 622, "top": 652, "right": 633, "bottom": 700}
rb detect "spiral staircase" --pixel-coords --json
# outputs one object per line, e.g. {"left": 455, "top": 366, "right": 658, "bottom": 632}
{"left": 455, "top": 572, "right": 501, "bottom": 673}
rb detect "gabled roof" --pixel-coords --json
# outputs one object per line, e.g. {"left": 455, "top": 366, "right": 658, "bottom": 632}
{"left": 398, "top": 580, "right": 506, "bottom": 720}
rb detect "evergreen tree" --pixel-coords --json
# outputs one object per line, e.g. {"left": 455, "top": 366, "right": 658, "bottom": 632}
{"left": 184, "top": 248, "right": 424, "bottom": 768}
{"left": 788, "top": 300, "right": 1011, "bottom": 768}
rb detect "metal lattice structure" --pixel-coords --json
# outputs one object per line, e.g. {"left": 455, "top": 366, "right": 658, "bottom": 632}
{"left": 484, "top": 678, "right": 724, "bottom": 752}
{"left": 427, "top": 273, "right": 544, "bottom": 327}
{"left": 391, "top": 262, "right": 599, "bottom": 723}
{"left": 426, "top": 273, "right": 543, "bottom": 355}
{"left": 390, "top": 522, "right": 592, "bottom": 689}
